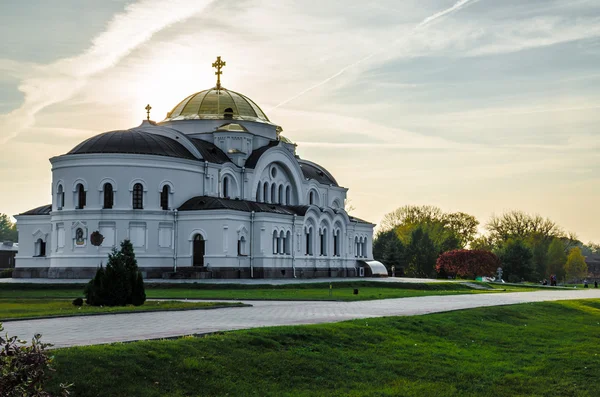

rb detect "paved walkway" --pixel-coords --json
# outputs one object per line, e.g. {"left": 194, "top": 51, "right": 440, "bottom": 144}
{"left": 3, "top": 289, "right": 600, "bottom": 348}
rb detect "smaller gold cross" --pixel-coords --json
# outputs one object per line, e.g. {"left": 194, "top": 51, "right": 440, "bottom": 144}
{"left": 145, "top": 104, "right": 152, "bottom": 120}
{"left": 212, "top": 56, "right": 226, "bottom": 89}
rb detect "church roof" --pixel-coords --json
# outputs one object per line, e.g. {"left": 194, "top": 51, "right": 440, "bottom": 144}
{"left": 19, "top": 204, "right": 52, "bottom": 216}
{"left": 68, "top": 130, "right": 198, "bottom": 160}
{"left": 244, "top": 142, "right": 339, "bottom": 186}
{"left": 189, "top": 138, "right": 231, "bottom": 164}
{"left": 298, "top": 160, "right": 338, "bottom": 186}
{"left": 164, "top": 88, "right": 271, "bottom": 124}
{"left": 179, "top": 196, "right": 310, "bottom": 216}
{"left": 244, "top": 140, "right": 279, "bottom": 168}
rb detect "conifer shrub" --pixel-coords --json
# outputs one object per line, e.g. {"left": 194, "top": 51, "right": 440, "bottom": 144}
{"left": 85, "top": 239, "right": 146, "bottom": 306}
{"left": 131, "top": 271, "right": 146, "bottom": 307}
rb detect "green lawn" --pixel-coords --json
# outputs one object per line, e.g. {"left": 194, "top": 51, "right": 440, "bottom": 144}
{"left": 0, "top": 281, "right": 541, "bottom": 301}
{"left": 46, "top": 299, "right": 600, "bottom": 396}
{"left": 0, "top": 299, "right": 244, "bottom": 321}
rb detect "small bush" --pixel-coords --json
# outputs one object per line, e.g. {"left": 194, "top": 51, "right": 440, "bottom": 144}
{"left": 85, "top": 239, "right": 146, "bottom": 307}
{"left": 72, "top": 297, "right": 83, "bottom": 306}
{"left": 0, "top": 268, "right": 14, "bottom": 278}
{"left": 0, "top": 323, "right": 71, "bottom": 396}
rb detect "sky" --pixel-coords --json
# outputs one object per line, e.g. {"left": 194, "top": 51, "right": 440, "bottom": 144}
{"left": 0, "top": 0, "right": 599, "bottom": 243}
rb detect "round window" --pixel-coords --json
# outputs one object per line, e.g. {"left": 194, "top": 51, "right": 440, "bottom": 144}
{"left": 271, "top": 167, "right": 277, "bottom": 178}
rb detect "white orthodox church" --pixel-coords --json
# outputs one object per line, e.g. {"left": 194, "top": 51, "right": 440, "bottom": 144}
{"left": 14, "top": 58, "right": 379, "bottom": 279}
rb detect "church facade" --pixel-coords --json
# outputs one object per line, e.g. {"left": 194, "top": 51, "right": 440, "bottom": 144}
{"left": 14, "top": 59, "right": 375, "bottom": 279}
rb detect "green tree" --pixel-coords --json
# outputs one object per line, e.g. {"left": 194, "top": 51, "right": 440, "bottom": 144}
{"left": 470, "top": 235, "right": 495, "bottom": 251}
{"left": 373, "top": 230, "right": 405, "bottom": 273}
{"left": 373, "top": 230, "right": 395, "bottom": 261}
{"left": 404, "top": 227, "right": 438, "bottom": 278}
{"left": 546, "top": 238, "right": 567, "bottom": 280}
{"left": 497, "top": 239, "right": 534, "bottom": 282}
{"left": 85, "top": 239, "right": 146, "bottom": 306}
{"left": 443, "top": 212, "right": 479, "bottom": 246}
{"left": 564, "top": 247, "right": 588, "bottom": 282}
{"left": 528, "top": 233, "right": 550, "bottom": 281}
{"left": 0, "top": 214, "right": 17, "bottom": 242}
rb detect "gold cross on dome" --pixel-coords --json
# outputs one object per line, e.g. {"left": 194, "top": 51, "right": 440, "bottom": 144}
{"left": 212, "top": 56, "right": 226, "bottom": 89}
{"left": 145, "top": 104, "right": 152, "bottom": 120}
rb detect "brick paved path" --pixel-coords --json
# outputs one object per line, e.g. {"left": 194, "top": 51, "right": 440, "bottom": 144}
{"left": 4, "top": 289, "right": 600, "bottom": 348}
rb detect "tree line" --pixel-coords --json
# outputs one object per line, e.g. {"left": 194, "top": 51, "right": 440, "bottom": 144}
{"left": 374, "top": 206, "right": 599, "bottom": 282}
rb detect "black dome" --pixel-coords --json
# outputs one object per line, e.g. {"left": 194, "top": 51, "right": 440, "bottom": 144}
{"left": 68, "top": 129, "right": 197, "bottom": 160}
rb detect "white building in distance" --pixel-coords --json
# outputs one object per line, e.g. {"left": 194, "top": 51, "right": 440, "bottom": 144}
{"left": 14, "top": 58, "right": 375, "bottom": 279}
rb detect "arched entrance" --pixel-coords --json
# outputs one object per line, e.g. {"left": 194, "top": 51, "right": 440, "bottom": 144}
{"left": 193, "top": 234, "right": 205, "bottom": 266}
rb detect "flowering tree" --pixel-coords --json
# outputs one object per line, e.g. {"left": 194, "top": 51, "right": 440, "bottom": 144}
{"left": 436, "top": 249, "right": 500, "bottom": 279}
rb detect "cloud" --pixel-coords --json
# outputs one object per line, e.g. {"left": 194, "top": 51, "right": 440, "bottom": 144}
{"left": 469, "top": 16, "right": 600, "bottom": 56}
{"left": 0, "top": 0, "right": 216, "bottom": 144}
{"left": 270, "top": 0, "right": 480, "bottom": 110}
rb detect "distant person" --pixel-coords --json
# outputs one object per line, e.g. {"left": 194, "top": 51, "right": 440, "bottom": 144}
{"left": 584, "top": 280, "right": 589, "bottom": 288}
{"left": 595, "top": 281, "right": 598, "bottom": 289}
{"left": 543, "top": 279, "right": 548, "bottom": 286}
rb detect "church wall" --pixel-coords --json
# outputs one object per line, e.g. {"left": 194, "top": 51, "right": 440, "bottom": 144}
{"left": 160, "top": 119, "right": 278, "bottom": 142}
{"left": 249, "top": 148, "right": 306, "bottom": 205}
{"left": 13, "top": 215, "right": 51, "bottom": 273}
{"left": 51, "top": 154, "right": 205, "bottom": 211}
{"left": 176, "top": 210, "right": 252, "bottom": 269}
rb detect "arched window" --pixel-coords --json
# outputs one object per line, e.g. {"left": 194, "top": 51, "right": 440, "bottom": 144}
{"left": 223, "top": 176, "right": 229, "bottom": 198}
{"left": 279, "top": 230, "right": 285, "bottom": 254}
{"left": 34, "top": 238, "right": 46, "bottom": 257}
{"left": 354, "top": 236, "right": 359, "bottom": 257}
{"left": 285, "top": 186, "right": 291, "bottom": 205}
{"left": 76, "top": 183, "right": 86, "bottom": 209}
{"left": 285, "top": 231, "right": 291, "bottom": 255}
{"left": 305, "top": 227, "right": 313, "bottom": 256}
{"left": 160, "top": 185, "right": 170, "bottom": 210}
{"left": 103, "top": 183, "right": 114, "bottom": 209}
{"left": 57, "top": 185, "right": 64, "bottom": 210}
{"left": 358, "top": 237, "right": 364, "bottom": 258}
{"left": 278, "top": 185, "right": 283, "bottom": 204}
{"left": 309, "top": 191, "right": 314, "bottom": 205}
{"left": 273, "top": 230, "right": 279, "bottom": 255}
{"left": 238, "top": 236, "right": 247, "bottom": 256}
{"left": 320, "top": 228, "right": 327, "bottom": 256}
{"left": 263, "top": 182, "right": 269, "bottom": 203}
{"left": 133, "top": 183, "right": 144, "bottom": 209}
{"left": 333, "top": 230, "right": 339, "bottom": 257}
{"left": 362, "top": 238, "right": 367, "bottom": 258}
{"left": 271, "top": 183, "right": 276, "bottom": 204}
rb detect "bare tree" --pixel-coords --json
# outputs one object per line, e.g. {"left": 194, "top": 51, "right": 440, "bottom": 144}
{"left": 380, "top": 205, "right": 445, "bottom": 232}
{"left": 486, "top": 210, "right": 564, "bottom": 243}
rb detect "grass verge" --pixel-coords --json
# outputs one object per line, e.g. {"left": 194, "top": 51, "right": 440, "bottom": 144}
{"left": 0, "top": 281, "right": 541, "bottom": 301}
{"left": 46, "top": 299, "right": 600, "bottom": 396}
{"left": 0, "top": 299, "right": 245, "bottom": 321}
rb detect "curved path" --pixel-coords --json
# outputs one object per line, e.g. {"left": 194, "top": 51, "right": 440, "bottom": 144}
{"left": 4, "top": 289, "right": 600, "bottom": 348}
